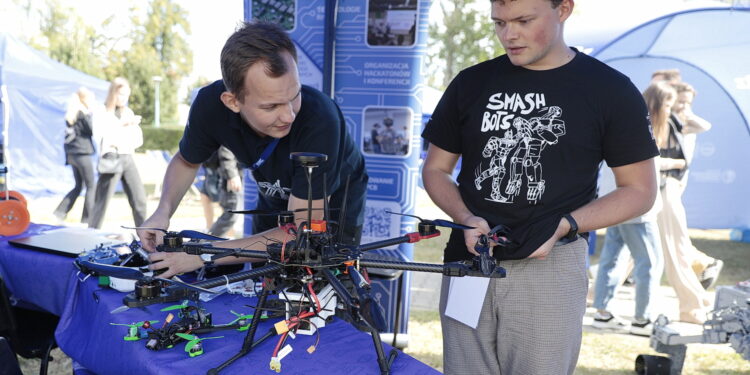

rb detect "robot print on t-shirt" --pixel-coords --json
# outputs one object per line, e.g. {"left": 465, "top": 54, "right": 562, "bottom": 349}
{"left": 474, "top": 100, "right": 566, "bottom": 204}
{"left": 258, "top": 179, "right": 291, "bottom": 200}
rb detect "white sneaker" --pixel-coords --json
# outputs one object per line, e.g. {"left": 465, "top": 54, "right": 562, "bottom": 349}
{"left": 630, "top": 318, "right": 653, "bottom": 336}
{"left": 592, "top": 311, "right": 629, "bottom": 330}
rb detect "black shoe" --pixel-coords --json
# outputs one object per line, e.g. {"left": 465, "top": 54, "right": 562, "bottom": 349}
{"left": 700, "top": 260, "right": 724, "bottom": 290}
{"left": 630, "top": 318, "right": 653, "bottom": 336}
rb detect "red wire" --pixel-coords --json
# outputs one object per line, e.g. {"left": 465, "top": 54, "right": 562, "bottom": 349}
{"left": 305, "top": 268, "right": 322, "bottom": 313}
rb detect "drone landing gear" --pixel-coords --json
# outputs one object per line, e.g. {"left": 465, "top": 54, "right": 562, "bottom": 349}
{"left": 321, "top": 268, "right": 398, "bottom": 375}
{"left": 208, "top": 289, "right": 275, "bottom": 375}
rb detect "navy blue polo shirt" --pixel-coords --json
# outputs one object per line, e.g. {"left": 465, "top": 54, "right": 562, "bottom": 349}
{"left": 180, "top": 80, "right": 367, "bottom": 240}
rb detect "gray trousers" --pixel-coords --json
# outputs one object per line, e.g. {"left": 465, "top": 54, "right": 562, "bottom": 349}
{"left": 439, "top": 238, "right": 588, "bottom": 375}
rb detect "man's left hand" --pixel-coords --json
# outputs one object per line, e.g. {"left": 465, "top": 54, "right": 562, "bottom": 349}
{"left": 148, "top": 251, "right": 204, "bottom": 279}
{"left": 527, "top": 216, "right": 570, "bottom": 260}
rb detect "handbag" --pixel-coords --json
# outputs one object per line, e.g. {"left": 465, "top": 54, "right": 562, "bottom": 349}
{"left": 97, "top": 152, "right": 123, "bottom": 174}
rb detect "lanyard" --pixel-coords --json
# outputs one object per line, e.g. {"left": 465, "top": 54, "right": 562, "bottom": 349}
{"left": 249, "top": 138, "right": 279, "bottom": 171}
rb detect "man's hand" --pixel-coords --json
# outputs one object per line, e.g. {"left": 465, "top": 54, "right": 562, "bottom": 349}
{"left": 148, "top": 252, "right": 204, "bottom": 279}
{"left": 137, "top": 214, "right": 170, "bottom": 252}
{"left": 461, "top": 215, "right": 492, "bottom": 256}
{"left": 227, "top": 176, "right": 242, "bottom": 192}
{"left": 527, "top": 217, "right": 571, "bottom": 260}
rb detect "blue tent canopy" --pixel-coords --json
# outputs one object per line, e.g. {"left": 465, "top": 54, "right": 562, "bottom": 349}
{"left": 593, "top": 8, "right": 750, "bottom": 230}
{"left": 0, "top": 33, "right": 109, "bottom": 198}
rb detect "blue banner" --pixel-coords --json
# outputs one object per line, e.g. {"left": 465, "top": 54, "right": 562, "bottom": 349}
{"left": 243, "top": 0, "right": 432, "bottom": 343}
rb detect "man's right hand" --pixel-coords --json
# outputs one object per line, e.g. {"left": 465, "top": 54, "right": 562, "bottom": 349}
{"left": 137, "top": 214, "right": 170, "bottom": 252}
{"left": 461, "top": 215, "right": 491, "bottom": 257}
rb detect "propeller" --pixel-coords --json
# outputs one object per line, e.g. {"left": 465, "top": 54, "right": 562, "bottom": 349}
{"left": 175, "top": 333, "right": 224, "bottom": 352}
{"left": 110, "top": 320, "right": 159, "bottom": 329}
{"left": 161, "top": 300, "right": 190, "bottom": 312}
{"left": 384, "top": 211, "right": 475, "bottom": 230}
{"left": 227, "top": 310, "right": 255, "bottom": 325}
{"left": 230, "top": 207, "right": 338, "bottom": 216}
{"left": 121, "top": 226, "right": 227, "bottom": 241}
{"left": 77, "top": 260, "right": 216, "bottom": 294}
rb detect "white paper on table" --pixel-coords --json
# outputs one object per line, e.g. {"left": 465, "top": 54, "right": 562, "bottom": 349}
{"left": 444, "top": 276, "right": 490, "bottom": 329}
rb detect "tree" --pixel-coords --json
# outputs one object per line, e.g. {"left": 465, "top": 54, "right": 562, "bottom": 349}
{"left": 115, "top": 0, "right": 193, "bottom": 126}
{"left": 31, "top": 0, "right": 109, "bottom": 79}
{"left": 426, "top": 0, "right": 503, "bottom": 89}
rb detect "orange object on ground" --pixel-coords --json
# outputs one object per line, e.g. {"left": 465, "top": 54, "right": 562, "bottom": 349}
{"left": 1, "top": 190, "right": 27, "bottom": 207}
{"left": 0, "top": 199, "right": 30, "bottom": 236}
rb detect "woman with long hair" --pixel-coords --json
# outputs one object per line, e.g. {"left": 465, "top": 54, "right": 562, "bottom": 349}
{"left": 645, "top": 81, "right": 711, "bottom": 324}
{"left": 88, "top": 77, "right": 147, "bottom": 229}
{"left": 53, "top": 87, "right": 97, "bottom": 223}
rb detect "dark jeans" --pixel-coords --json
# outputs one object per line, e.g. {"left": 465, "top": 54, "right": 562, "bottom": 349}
{"left": 54, "top": 153, "right": 96, "bottom": 223}
{"left": 88, "top": 154, "right": 147, "bottom": 229}
{"left": 209, "top": 187, "right": 240, "bottom": 237}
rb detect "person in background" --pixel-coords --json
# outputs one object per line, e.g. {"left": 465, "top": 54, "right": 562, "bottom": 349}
{"left": 421, "top": 0, "right": 658, "bottom": 373}
{"left": 53, "top": 87, "right": 97, "bottom": 224}
{"left": 198, "top": 146, "right": 242, "bottom": 237}
{"left": 650, "top": 80, "right": 712, "bottom": 324}
{"left": 88, "top": 77, "right": 148, "bottom": 229}
{"left": 370, "top": 123, "right": 382, "bottom": 153}
{"left": 591, "top": 85, "right": 667, "bottom": 336}
{"left": 670, "top": 81, "right": 723, "bottom": 289}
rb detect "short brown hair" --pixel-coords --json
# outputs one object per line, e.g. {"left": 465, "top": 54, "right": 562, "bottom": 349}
{"left": 672, "top": 81, "right": 696, "bottom": 96}
{"left": 490, "top": 0, "right": 564, "bottom": 7}
{"left": 220, "top": 21, "right": 298, "bottom": 99}
{"left": 651, "top": 69, "right": 681, "bottom": 83}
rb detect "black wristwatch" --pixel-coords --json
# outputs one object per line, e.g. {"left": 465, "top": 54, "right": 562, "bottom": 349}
{"left": 562, "top": 213, "right": 578, "bottom": 241}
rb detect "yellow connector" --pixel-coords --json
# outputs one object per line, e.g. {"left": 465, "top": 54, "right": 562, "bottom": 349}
{"left": 274, "top": 320, "right": 289, "bottom": 334}
{"left": 306, "top": 345, "right": 316, "bottom": 354}
{"left": 270, "top": 357, "right": 281, "bottom": 373}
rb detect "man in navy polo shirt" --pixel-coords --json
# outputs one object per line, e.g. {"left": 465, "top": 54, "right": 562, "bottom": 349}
{"left": 138, "top": 21, "right": 367, "bottom": 278}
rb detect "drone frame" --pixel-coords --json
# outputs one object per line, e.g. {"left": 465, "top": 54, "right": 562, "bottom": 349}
{"left": 98, "top": 152, "right": 507, "bottom": 375}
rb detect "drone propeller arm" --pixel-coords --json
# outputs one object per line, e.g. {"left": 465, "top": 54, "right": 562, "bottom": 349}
{"left": 357, "top": 230, "right": 441, "bottom": 252}
{"left": 359, "top": 258, "right": 507, "bottom": 278}
{"left": 189, "top": 263, "right": 284, "bottom": 290}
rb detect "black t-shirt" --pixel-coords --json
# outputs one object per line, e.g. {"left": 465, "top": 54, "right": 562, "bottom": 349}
{"left": 422, "top": 50, "right": 658, "bottom": 261}
{"left": 180, "top": 80, "right": 367, "bottom": 238}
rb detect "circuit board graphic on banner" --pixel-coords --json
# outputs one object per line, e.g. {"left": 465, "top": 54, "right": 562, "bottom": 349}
{"left": 335, "top": 0, "right": 429, "bottom": 243}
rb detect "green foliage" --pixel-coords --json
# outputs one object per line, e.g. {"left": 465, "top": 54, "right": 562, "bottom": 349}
{"left": 31, "top": 0, "right": 108, "bottom": 79}
{"left": 115, "top": 0, "right": 193, "bottom": 126}
{"left": 426, "top": 0, "right": 503, "bottom": 89}
{"left": 27, "top": 0, "right": 193, "bottom": 127}
{"left": 138, "top": 126, "right": 183, "bottom": 152}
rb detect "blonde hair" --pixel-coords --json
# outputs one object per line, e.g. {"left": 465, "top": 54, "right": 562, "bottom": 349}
{"left": 643, "top": 81, "right": 677, "bottom": 147}
{"left": 104, "top": 77, "right": 130, "bottom": 112}
{"left": 64, "top": 87, "right": 93, "bottom": 125}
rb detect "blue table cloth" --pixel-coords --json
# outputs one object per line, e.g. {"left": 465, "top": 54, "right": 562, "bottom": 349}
{"left": 1, "top": 225, "right": 441, "bottom": 375}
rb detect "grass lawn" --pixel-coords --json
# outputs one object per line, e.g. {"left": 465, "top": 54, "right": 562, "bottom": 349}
{"left": 405, "top": 230, "right": 750, "bottom": 374}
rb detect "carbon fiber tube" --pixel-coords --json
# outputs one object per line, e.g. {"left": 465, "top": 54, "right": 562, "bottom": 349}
{"left": 191, "top": 264, "right": 284, "bottom": 289}
{"left": 359, "top": 259, "right": 506, "bottom": 278}
{"left": 359, "top": 258, "right": 445, "bottom": 273}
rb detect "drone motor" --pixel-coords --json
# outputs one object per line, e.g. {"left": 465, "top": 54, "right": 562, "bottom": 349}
{"left": 135, "top": 279, "right": 161, "bottom": 300}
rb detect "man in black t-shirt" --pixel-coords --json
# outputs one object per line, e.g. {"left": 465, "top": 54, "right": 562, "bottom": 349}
{"left": 421, "top": 1, "right": 658, "bottom": 374}
{"left": 137, "top": 21, "right": 367, "bottom": 278}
